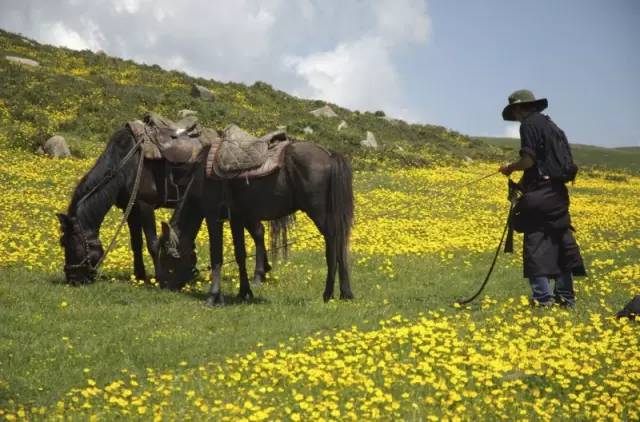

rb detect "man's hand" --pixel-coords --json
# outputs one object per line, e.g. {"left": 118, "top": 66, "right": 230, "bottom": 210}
{"left": 499, "top": 163, "right": 513, "bottom": 176}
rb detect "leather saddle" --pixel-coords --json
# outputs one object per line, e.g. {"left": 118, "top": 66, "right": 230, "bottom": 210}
{"left": 128, "top": 111, "right": 218, "bottom": 163}
{"left": 206, "top": 124, "right": 291, "bottom": 180}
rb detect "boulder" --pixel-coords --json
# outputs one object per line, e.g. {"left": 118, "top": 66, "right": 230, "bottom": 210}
{"left": 310, "top": 105, "right": 338, "bottom": 118}
{"left": 381, "top": 116, "right": 401, "bottom": 125}
{"left": 5, "top": 55, "right": 39, "bottom": 67}
{"left": 464, "top": 156, "right": 474, "bottom": 163}
{"left": 337, "top": 120, "right": 348, "bottom": 131}
{"left": 177, "top": 109, "right": 197, "bottom": 119}
{"left": 43, "top": 135, "right": 71, "bottom": 158}
{"left": 223, "top": 124, "right": 257, "bottom": 142}
{"left": 303, "top": 126, "right": 314, "bottom": 135}
{"left": 360, "top": 131, "right": 378, "bottom": 149}
{"left": 191, "top": 84, "right": 215, "bottom": 100}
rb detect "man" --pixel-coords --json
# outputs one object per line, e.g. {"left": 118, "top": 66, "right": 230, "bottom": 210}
{"left": 499, "top": 89, "right": 586, "bottom": 307}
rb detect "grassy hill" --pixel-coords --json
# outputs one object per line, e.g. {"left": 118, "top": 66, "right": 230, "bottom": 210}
{"left": 0, "top": 29, "right": 501, "bottom": 168}
{"left": 477, "top": 136, "right": 640, "bottom": 174}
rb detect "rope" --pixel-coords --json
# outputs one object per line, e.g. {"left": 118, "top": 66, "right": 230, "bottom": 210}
{"left": 456, "top": 202, "right": 514, "bottom": 305}
{"left": 210, "top": 170, "right": 501, "bottom": 268}
{"left": 94, "top": 150, "right": 145, "bottom": 274}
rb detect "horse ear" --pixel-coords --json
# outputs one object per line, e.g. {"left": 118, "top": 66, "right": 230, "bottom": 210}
{"left": 57, "top": 213, "right": 69, "bottom": 229}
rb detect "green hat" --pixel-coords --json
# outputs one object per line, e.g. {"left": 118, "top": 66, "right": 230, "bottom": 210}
{"left": 502, "top": 89, "right": 548, "bottom": 121}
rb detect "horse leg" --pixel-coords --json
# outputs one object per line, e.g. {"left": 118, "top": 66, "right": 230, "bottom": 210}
{"left": 246, "top": 221, "right": 270, "bottom": 286}
{"left": 127, "top": 207, "right": 146, "bottom": 280}
{"left": 137, "top": 202, "right": 159, "bottom": 276}
{"left": 206, "top": 216, "right": 224, "bottom": 306}
{"left": 231, "top": 217, "right": 253, "bottom": 300}
{"left": 322, "top": 232, "right": 339, "bottom": 302}
{"left": 337, "top": 238, "right": 354, "bottom": 300}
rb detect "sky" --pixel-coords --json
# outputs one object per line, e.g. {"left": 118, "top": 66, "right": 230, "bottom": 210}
{"left": 0, "top": 0, "right": 638, "bottom": 147}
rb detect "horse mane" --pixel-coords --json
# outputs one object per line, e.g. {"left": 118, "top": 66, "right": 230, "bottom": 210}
{"left": 68, "top": 127, "right": 136, "bottom": 231}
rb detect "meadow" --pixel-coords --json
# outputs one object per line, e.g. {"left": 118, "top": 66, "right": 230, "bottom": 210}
{"left": 1, "top": 28, "right": 639, "bottom": 422}
{"left": 0, "top": 144, "right": 639, "bottom": 421}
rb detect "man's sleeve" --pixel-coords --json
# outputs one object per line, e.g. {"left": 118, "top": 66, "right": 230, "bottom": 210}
{"left": 519, "top": 123, "right": 536, "bottom": 159}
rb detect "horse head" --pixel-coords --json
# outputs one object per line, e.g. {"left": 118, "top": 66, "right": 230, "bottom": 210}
{"left": 156, "top": 221, "right": 198, "bottom": 290}
{"left": 57, "top": 213, "right": 103, "bottom": 285}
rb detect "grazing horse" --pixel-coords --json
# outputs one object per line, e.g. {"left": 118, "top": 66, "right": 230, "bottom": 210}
{"left": 156, "top": 141, "right": 355, "bottom": 305}
{"left": 57, "top": 126, "right": 270, "bottom": 285}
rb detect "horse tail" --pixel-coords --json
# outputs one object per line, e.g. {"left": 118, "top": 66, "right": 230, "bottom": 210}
{"left": 327, "top": 152, "right": 354, "bottom": 268}
{"left": 269, "top": 215, "right": 296, "bottom": 261}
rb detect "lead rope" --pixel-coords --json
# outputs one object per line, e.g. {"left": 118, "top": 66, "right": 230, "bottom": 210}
{"left": 93, "top": 150, "right": 145, "bottom": 274}
{"left": 456, "top": 179, "right": 518, "bottom": 305}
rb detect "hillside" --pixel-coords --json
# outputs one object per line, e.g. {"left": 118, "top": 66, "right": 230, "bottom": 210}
{"left": 477, "top": 136, "right": 640, "bottom": 174}
{"left": 0, "top": 29, "right": 500, "bottom": 167}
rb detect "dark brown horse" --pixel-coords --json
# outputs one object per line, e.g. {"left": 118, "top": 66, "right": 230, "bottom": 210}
{"left": 156, "top": 141, "right": 354, "bottom": 305}
{"left": 57, "top": 126, "right": 270, "bottom": 285}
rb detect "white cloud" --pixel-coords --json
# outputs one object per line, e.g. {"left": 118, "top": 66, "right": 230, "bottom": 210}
{"left": 504, "top": 123, "right": 521, "bottom": 139}
{"left": 285, "top": 37, "right": 403, "bottom": 115}
{"left": 0, "top": 0, "right": 431, "bottom": 117}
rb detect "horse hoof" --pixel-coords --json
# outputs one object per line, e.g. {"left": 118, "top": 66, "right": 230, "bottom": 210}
{"left": 323, "top": 294, "right": 333, "bottom": 303}
{"left": 340, "top": 292, "right": 354, "bottom": 300}
{"left": 206, "top": 295, "right": 224, "bottom": 307}
{"left": 238, "top": 290, "right": 254, "bottom": 301}
{"left": 251, "top": 276, "right": 265, "bottom": 287}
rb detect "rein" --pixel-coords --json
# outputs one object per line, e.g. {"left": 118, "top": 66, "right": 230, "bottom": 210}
{"left": 68, "top": 131, "right": 146, "bottom": 278}
{"left": 93, "top": 150, "right": 145, "bottom": 273}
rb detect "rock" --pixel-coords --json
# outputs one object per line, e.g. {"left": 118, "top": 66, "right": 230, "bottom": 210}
{"left": 177, "top": 109, "right": 197, "bottom": 119}
{"left": 337, "top": 120, "right": 348, "bottom": 131}
{"left": 5, "top": 55, "right": 39, "bottom": 67}
{"left": 223, "top": 124, "right": 257, "bottom": 142}
{"left": 464, "top": 156, "right": 473, "bottom": 163}
{"left": 303, "top": 126, "right": 314, "bottom": 135}
{"left": 310, "top": 105, "right": 338, "bottom": 118}
{"left": 381, "top": 116, "right": 401, "bottom": 125}
{"left": 191, "top": 84, "right": 215, "bottom": 100}
{"left": 43, "top": 135, "right": 71, "bottom": 158}
{"left": 360, "top": 131, "right": 378, "bottom": 149}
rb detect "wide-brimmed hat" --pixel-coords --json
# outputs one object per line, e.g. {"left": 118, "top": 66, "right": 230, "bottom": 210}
{"left": 502, "top": 89, "right": 548, "bottom": 121}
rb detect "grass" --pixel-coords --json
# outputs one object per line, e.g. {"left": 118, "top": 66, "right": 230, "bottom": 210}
{"left": 477, "top": 136, "right": 640, "bottom": 174}
{"left": 1, "top": 153, "right": 639, "bottom": 420}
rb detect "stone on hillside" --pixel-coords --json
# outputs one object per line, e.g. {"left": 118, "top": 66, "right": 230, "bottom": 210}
{"left": 381, "top": 115, "right": 401, "bottom": 125}
{"left": 191, "top": 83, "right": 215, "bottom": 100}
{"left": 43, "top": 135, "right": 71, "bottom": 158}
{"left": 224, "top": 124, "right": 257, "bottom": 142}
{"left": 464, "top": 156, "right": 473, "bottom": 163}
{"left": 360, "top": 131, "right": 378, "bottom": 149}
{"left": 310, "top": 105, "right": 338, "bottom": 118}
{"left": 5, "top": 55, "right": 39, "bottom": 67}
{"left": 303, "top": 126, "right": 314, "bottom": 135}
{"left": 337, "top": 120, "right": 348, "bottom": 131}
{"left": 177, "top": 109, "right": 197, "bottom": 119}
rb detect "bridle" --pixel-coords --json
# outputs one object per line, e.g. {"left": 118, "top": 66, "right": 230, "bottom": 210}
{"left": 62, "top": 225, "right": 103, "bottom": 282}
{"left": 62, "top": 128, "right": 145, "bottom": 282}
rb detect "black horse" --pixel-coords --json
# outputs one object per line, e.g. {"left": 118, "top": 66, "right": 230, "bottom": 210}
{"left": 156, "top": 141, "right": 355, "bottom": 305}
{"left": 57, "top": 126, "right": 270, "bottom": 285}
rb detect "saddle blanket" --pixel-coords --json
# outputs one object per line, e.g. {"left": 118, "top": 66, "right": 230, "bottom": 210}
{"left": 206, "top": 126, "right": 291, "bottom": 180}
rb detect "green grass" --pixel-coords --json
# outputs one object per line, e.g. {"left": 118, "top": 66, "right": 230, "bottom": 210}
{"left": 476, "top": 136, "right": 640, "bottom": 174}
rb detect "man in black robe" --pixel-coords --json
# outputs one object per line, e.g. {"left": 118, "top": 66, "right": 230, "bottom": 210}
{"left": 499, "top": 89, "right": 586, "bottom": 306}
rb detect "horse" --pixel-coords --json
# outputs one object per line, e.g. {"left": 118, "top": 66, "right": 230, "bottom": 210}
{"left": 57, "top": 126, "right": 271, "bottom": 286}
{"left": 156, "top": 141, "right": 354, "bottom": 305}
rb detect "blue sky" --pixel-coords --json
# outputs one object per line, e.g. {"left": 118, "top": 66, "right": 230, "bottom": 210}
{"left": 1, "top": 0, "right": 638, "bottom": 146}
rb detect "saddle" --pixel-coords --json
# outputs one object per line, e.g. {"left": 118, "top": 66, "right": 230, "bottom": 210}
{"left": 206, "top": 124, "right": 291, "bottom": 179}
{"left": 128, "top": 111, "right": 219, "bottom": 163}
